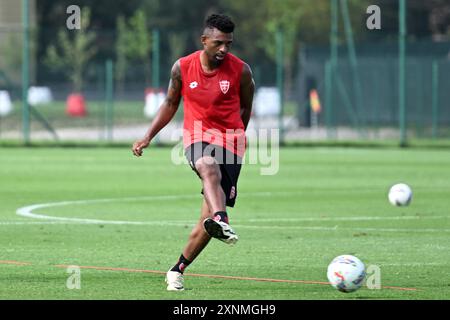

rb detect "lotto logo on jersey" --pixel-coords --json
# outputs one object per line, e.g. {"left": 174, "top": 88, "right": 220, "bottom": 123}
{"left": 189, "top": 81, "right": 198, "bottom": 89}
{"left": 219, "top": 80, "right": 230, "bottom": 94}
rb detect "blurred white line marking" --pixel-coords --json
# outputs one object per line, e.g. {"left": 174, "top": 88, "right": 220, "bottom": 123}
{"left": 14, "top": 193, "right": 450, "bottom": 233}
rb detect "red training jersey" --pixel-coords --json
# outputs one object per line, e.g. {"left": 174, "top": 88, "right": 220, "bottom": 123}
{"left": 180, "top": 50, "right": 246, "bottom": 157}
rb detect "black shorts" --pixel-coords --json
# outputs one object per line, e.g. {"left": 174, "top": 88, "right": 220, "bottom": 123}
{"left": 185, "top": 142, "right": 242, "bottom": 207}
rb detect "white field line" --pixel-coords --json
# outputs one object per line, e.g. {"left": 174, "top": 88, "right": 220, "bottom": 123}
{"left": 245, "top": 216, "right": 450, "bottom": 222}
{"left": 379, "top": 262, "right": 448, "bottom": 267}
{"left": 13, "top": 192, "right": 289, "bottom": 225}
{"left": 12, "top": 193, "right": 450, "bottom": 233}
{"left": 233, "top": 224, "right": 450, "bottom": 233}
{"left": 0, "top": 220, "right": 191, "bottom": 226}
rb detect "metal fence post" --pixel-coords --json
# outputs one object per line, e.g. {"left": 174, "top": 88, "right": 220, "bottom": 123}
{"left": 431, "top": 60, "right": 439, "bottom": 139}
{"left": 399, "top": 0, "right": 407, "bottom": 146}
{"left": 276, "top": 29, "right": 284, "bottom": 144}
{"left": 105, "top": 59, "right": 114, "bottom": 141}
{"left": 22, "top": 0, "right": 30, "bottom": 144}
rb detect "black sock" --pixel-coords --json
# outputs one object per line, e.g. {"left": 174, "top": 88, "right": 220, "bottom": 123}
{"left": 213, "top": 211, "right": 229, "bottom": 224}
{"left": 170, "top": 254, "right": 191, "bottom": 274}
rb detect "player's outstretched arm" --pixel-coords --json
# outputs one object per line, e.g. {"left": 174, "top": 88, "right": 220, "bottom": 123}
{"left": 240, "top": 63, "right": 255, "bottom": 131}
{"left": 132, "top": 60, "right": 182, "bottom": 157}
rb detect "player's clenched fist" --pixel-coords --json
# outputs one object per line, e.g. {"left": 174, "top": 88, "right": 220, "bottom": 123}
{"left": 132, "top": 139, "right": 150, "bottom": 157}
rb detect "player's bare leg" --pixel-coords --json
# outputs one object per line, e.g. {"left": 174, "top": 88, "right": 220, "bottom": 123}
{"left": 194, "top": 156, "right": 226, "bottom": 213}
{"left": 195, "top": 156, "right": 238, "bottom": 244}
{"left": 182, "top": 199, "right": 212, "bottom": 261}
{"left": 166, "top": 199, "right": 212, "bottom": 291}
{"left": 166, "top": 156, "right": 237, "bottom": 291}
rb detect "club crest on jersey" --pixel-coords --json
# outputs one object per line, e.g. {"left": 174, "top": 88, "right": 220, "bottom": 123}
{"left": 219, "top": 80, "right": 230, "bottom": 94}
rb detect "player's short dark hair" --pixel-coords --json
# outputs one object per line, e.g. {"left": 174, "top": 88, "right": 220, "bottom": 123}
{"left": 205, "top": 14, "right": 235, "bottom": 33}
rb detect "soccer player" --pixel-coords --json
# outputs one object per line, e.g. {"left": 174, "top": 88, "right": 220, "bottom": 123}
{"left": 132, "top": 14, "right": 255, "bottom": 291}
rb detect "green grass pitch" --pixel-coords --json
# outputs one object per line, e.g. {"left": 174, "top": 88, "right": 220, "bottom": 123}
{"left": 0, "top": 146, "right": 449, "bottom": 299}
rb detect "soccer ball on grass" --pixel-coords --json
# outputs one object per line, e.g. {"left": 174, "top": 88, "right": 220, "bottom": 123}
{"left": 327, "top": 255, "right": 366, "bottom": 293}
{"left": 388, "top": 183, "right": 412, "bottom": 206}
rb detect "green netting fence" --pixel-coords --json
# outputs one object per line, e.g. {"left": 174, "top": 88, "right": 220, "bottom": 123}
{"left": 295, "top": 41, "right": 450, "bottom": 141}
{"left": 1, "top": 29, "right": 449, "bottom": 144}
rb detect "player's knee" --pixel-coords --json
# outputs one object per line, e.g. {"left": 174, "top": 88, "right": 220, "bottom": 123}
{"left": 196, "top": 159, "right": 221, "bottom": 183}
{"left": 203, "top": 168, "right": 221, "bottom": 184}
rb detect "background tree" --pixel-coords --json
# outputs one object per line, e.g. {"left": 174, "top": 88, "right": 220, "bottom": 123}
{"left": 128, "top": 10, "right": 151, "bottom": 84}
{"left": 115, "top": 15, "right": 129, "bottom": 94}
{"left": 44, "top": 7, "right": 97, "bottom": 93}
{"left": 115, "top": 9, "right": 152, "bottom": 91}
{"left": 34, "top": 0, "right": 450, "bottom": 91}
{"left": 224, "top": 0, "right": 372, "bottom": 95}
{"left": 167, "top": 32, "right": 188, "bottom": 66}
{"left": 0, "top": 28, "right": 38, "bottom": 90}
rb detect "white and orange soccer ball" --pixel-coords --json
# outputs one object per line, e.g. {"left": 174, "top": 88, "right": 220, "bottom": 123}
{"left": 327, "top": 255, "right": 366, "bottom": 293}
{"left": 388, "top": 183, "right": 412, "bottom": 207}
